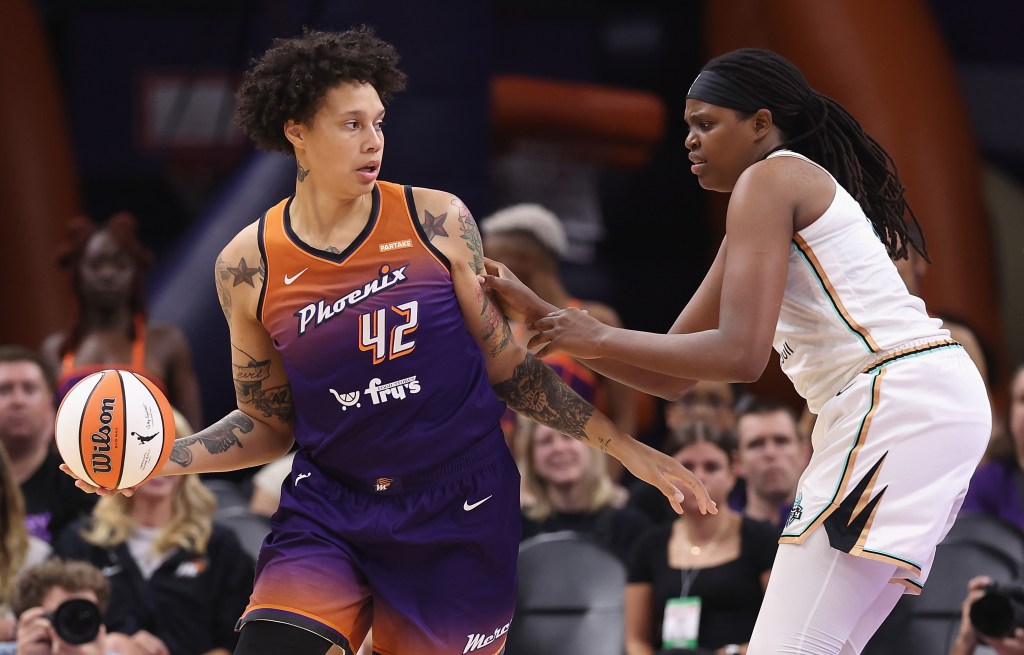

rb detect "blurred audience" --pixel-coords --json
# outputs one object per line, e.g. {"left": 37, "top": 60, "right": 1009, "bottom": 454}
{"left": 961, "top": 363, "right": 1024, "bottom": 530}
{"left": 949, "top": 575, "right": 1024, "bottom": 655}
{"left": 54, "top": 411, "right": 254, "bottom": 655}
{"left": 517, "top": 419, "right": 651, "bottom": 564}
{"left": 625, "top": 423, "right": 776, "bottom": 655}
{"left": 0, "top": 442, "right": 52, "bottom": 643}
{"left": 10, "top": 558, "right": 112, "bottom": 655}
{"left": 731, "top": 399, "right": 809, "bottom": 530}
{"left": 248, "top": 452, "right": 295, "bottom": 519}
{"left": 663, "top": 381, "right": 739, "bottom": 437}
{"left": 41, "top": 213, "right": 203, "bottom": 429}
{"left": 0, "top": 345, "right": 96, "bottom": 545}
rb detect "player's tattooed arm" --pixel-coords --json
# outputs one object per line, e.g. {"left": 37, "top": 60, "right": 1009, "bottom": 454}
{"left": 451, "top": 199, "right": 514, "bottom": 357}
{"left": 214, "top": 254, "right": 234, "bottom": 321}
{"left": 170, "top": 411, "right": 253, "bottom": 468}
{"left": 232, "top": 344, "right": 294, "bottom": 424}
{"left": 493, "top": 353, "right": 594, "bottom": 442}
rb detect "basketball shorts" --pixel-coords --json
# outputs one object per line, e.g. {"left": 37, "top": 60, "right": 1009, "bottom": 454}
{"left": 780, "top": 341, "right": 990, "bottom": 593}
{"left": 237, "top": 433, "right": 520, "bottom": 655}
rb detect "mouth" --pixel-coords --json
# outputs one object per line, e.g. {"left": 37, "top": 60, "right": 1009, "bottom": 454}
{"left": 358, "top": 161, "right": 380, "bottom": 174}
{"left": 688, "top": 153, "right": 707, "bottom": 175}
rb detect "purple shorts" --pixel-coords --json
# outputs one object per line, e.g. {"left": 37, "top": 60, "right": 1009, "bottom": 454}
{"left": 237, "top": 434, "right": 520, "bottom": 655}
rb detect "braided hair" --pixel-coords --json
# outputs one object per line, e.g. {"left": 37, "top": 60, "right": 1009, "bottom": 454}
{"left": 701, "top": 48, "right": 927, "bottom": 261}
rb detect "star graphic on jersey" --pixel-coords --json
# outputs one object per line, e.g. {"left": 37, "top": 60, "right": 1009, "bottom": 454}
{"left": 422, "top": 210, "right": 449, "bottom": 241}
{"left": 227, "top": 257, "right": 260, "bottom": 287}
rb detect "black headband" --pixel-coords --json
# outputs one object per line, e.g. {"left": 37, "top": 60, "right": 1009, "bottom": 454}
{"left": 686, "top": 70, "right": 766, "bottom": 113}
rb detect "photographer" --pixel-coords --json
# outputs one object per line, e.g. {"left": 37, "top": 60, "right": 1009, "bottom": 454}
{"left": 951, "top": 576, "right": 1024, "bottom": 655}
{"left": 10, "top": 558, "right": 112, "bottom": 655}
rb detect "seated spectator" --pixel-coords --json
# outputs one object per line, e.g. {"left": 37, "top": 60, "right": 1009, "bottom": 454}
{"left": 731, "top": 399, "right": 810, "bottom": 530}
{"left": 10, "top": 558, "right": 112, "bottom": 655}
{"left": 0, "top": 345, "right": 96, "bottom": 545}
{"left": 40, "top": 213, "right": 203, "bottom": 429}
{"left": 961, "top": 363, "right": 1024, "bottom": 530}
{"left": 949, "top": 575, "right": 1024, "bottom": 655}
{"left": 0, "top": 442, "right": 52, "bottom": 643}
{"left": 54, "top": 411, "right": 254, "bottom": 655}
{"left": 663, "top": 381, "right": 739, "bottom": 437}
{"left": 518, "top": 419, "right": 651, "bottom": 564}
{"left": 626, "top": 422, "right": 777, "bottom": 655}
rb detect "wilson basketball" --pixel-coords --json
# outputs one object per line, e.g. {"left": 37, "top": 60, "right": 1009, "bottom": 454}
{"left": 54, "top": 369, "right": 175, "bottom": 489}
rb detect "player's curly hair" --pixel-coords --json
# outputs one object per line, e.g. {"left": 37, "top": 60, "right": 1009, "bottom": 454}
{"left": 701, "top": 48, "right": 927, "bottom": 262}
{"left": 235, "top": 25, "right": 407, "bottom": 154}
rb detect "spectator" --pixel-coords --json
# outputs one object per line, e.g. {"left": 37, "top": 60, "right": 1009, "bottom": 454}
{"left": 55, "top": 413, "right": 254, "bottom": 655}
{"left": 0, "top": 442, "right": 52, "bottom": 643}
{"left": 961, "top": 363, "right": 1024, "bottom": 530}
{"left": 949, "top": 575, "right": 1024, "bottom": 655}
{"left": 517, "top": 419, "right": 651, "bottom": 564}
{"left": 731, "top": 399, "right": 810, "bottom": 530}
{"left": 626, "top": 423, "right": 777, "bottom": 655}
{"left": 40, "top": 213, "right": 203, "bottom": 429}
{"left": 10, "top": 558, "right": 112, "bottom": 655}
{"left": 0, "top": 345, "right": 96, "bottom": 545}
{"left": 664, "top": 381, "right": 739, "bottom": 437}
{"left": 247, "top": 452, "right": 295, "bottom": 519}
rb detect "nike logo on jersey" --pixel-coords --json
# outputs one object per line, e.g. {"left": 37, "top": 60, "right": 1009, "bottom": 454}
{"left": 284, "top": 268, "right": 308, "bottom": 285}
{"left": 294, "top": 472, "right": 312, "bottom": 486}
{"left": 463, "top": 495, "right": 493, "bottom": 511}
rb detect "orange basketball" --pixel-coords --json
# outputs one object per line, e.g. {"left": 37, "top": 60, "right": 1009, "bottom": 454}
{"left": 54, "top": 370, "right": 175, "bottom": 489}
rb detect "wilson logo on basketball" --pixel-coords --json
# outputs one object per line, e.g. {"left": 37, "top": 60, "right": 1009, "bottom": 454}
{"left": 90, "top": 397, "right": 117, "bottom": 474}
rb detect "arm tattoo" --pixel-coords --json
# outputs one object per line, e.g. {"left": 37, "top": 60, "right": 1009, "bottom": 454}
{"left": 231, "top": 344, "right": 294, "bottom": 424}
{"left": 215, "top": 255, "right": 233, "bottom": 321}
{"left": 493, "top": 353, "right": 594, "bottom": 441}
{"left": 226, "top": 257, "right": 260, "bottom": 287}
{"left": 422, "top": 209, "right": 449, "bottom": 241}
{"left": 170, "top": 411, "right": 253, "bottom": 467}
{"left": 454, "top": 198, "right": 514, "bottom": 355}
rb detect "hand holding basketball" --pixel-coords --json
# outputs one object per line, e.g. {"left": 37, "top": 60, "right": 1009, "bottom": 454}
{"left": 54, "top": 370, "right": 175, "bottom": 491}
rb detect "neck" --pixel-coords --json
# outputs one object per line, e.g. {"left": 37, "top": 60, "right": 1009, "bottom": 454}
{"left": 681, "top": 506, "right": 733, "bottom": 540}
{"left": 745, "top": 491, "right": 789, "bottom": 526}
{"left": 130, "top": 496, "right": 172, "bottom": 528}
{"left": 7, "top": 438, "right": 50, "bottom": 485}
{"left": 290, "top": 186, "right": 371, "bottom": 241}
{"left": 81, "top": 306, "right": 133, "bottom": 331}
{"left": 546, "top": 481, "right": 590, "bottom": 513}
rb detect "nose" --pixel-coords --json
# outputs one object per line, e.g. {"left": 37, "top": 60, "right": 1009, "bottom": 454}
{"left": 365, "top": 127, "right": 383, "bottom": 152}
{"left": 684, "top": 129, "right": 698, "bottom": 150}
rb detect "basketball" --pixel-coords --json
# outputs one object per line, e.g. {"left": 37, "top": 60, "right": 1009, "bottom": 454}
{"left": 54, "top": 369, "right": 176, "bottom": 490}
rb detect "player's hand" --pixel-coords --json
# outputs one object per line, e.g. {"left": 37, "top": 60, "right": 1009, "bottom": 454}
{"left": 59, "top": 463, "right": 137, "bottom": 497}
{"left": 478, "top": 258, "right": 557, "bottom": 325}
{"left": 619, "top": 440, "right": 717, "bottom": 516}
{"left": 529, "top": 307, "right": 608, "bottom": 359}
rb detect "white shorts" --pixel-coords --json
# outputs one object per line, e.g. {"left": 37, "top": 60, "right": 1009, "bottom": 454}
{"left": 780, "top": 341, "right": 990, "bottom": 593}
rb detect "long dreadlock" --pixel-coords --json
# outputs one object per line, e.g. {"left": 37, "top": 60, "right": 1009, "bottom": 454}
{"left": 701, "top": 48, "right": 927, "bottom": 261}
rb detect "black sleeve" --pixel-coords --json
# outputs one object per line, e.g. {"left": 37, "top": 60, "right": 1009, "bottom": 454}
{"left": 208, "top": 525, "right": 257, "bottom": 650}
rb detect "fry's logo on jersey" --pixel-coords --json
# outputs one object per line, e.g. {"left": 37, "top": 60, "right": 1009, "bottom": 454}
{"left": 329, "top": 375, "right": 421, "bottom": 411}
{"left": 294, "top": 264, "right": 408, "bottom": 336}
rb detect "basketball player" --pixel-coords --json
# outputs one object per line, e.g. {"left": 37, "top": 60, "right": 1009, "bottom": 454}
{"left": 63, "top": 27, "right": 713, "bottom": 655}
{"left": 482, "top": 48, "right": 991, "bottom": 654}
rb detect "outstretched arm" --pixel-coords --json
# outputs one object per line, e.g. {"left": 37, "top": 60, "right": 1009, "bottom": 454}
{"left": 418, "top": 189, "right": 715, "bottom": 514}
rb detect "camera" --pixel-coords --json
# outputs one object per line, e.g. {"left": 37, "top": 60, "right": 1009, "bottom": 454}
{"left": 969, "top": 582, "right": 1024, "bottom": 639}
{"left": 44, "top": 598, "right": 103, "bottom": 645}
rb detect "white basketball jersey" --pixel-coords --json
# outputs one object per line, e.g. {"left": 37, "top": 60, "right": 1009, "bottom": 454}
{"left": 769, "top": 150, "right": 948, "bottom": 413}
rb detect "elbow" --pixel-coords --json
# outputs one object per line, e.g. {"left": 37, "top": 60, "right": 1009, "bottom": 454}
{"left": 730, "top": 350, "right": 769, "bottom": 383}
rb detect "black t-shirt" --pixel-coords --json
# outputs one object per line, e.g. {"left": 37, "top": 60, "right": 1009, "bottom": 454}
{"left": 55, "top": 518, "right": 255, "bottom": 655}
{"left": 628, "top": 516, "right": 778, "bottom": 650}
{"left": 521, "top": 504, "right": 653, "bottom": 564}
{"left": 21, "top": 449, "right": 97, "bottom": 543}
{"left": 626, "top": 482, "right": 681, "bottom": 526}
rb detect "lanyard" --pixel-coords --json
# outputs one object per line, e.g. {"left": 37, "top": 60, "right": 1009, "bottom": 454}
{"left": 680, "top": 567, "right": 699, "bottom": 598}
